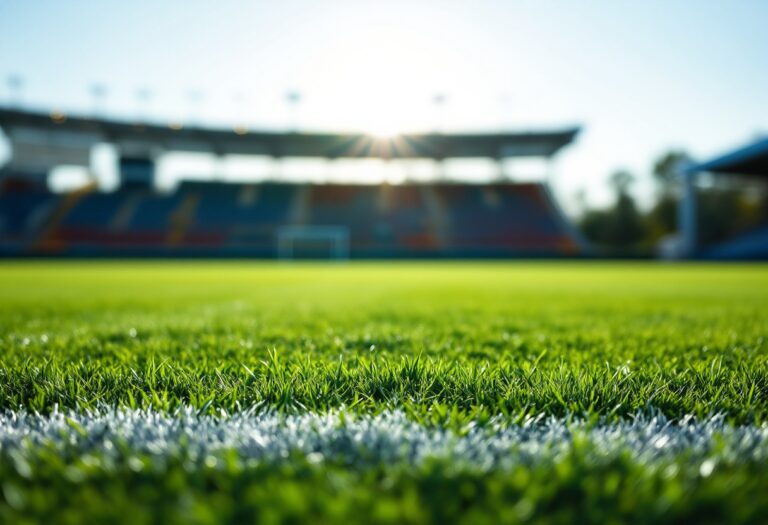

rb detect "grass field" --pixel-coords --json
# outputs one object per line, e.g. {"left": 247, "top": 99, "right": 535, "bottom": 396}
{"left": 1, "top": 261, "right": 767, "bottom": 524}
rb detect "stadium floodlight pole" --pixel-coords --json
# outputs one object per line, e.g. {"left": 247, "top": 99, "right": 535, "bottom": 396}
{"left": 135, "top": 87, "right": 152, "bottom": 123}
{"left": 280, "top": 90, "right": 302, "bottom": 182}
{"left": 432, "top": 92, "right": 447, "bottom": 134}
{"left": 432, "top": 93, "right": 449, "bottom": 180}
{"left": 497, "top": 92, "right": 513, "bottom": 127}
{"left": 232, "top": 91, "right": 249, "bottom": 135}
{"left": 285, "top": 90, "right": 302, "bottom": 132}
{"left": 496, "top": 93, "right": 517, "bottom": 182}
{"left": 89, "top": 83, "right": 108, "bottom": 117}
{"left": 186, "top": 89, "right": 204, "bottom": 127}
{"left": 7, "top": 74, "right": 24, "bottom": 107}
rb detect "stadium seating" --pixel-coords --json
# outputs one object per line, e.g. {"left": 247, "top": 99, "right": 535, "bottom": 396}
{"left": 0, "top": 181, "right": 586, "bottom": 257}
{"left": 433, "top": 184, "right": 570, "bottom": 251}
{"left": 182, "top": 182, "right": 299, "bottom": 250}
{"left": 701, "top": 224, "right": 768, "bottom": 260}
{"left": 0, "top": 180, "right": 60, "bottom": 244}
{"left": 0, "top": 190, "right": 55, "bottom": 239}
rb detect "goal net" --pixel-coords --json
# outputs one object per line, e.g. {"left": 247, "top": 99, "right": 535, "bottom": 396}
{"left": 276, "top": 226, "right": 350, "bottom": 260}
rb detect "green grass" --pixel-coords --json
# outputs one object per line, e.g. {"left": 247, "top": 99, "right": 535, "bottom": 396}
{"left": 0, "top": 261, "right": 767, "bottom": 524}
{"left": 2, "top": 261, "right": 766, "bottom": 422}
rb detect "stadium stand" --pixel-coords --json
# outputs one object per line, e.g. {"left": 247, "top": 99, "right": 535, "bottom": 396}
{"left": 0, "top": 108, "right": 586, "bottom": 258}
{"left": 0, "top": 181, "right": 586, "bottom": 258}
{"left": 433, "top": 183, "right": 569, "bottom": 252}
{"left": 0, "top": 177, "right": 65, "bottom": 250}
{"left": 684, "top": 137, "right": 768, "bottom": 260}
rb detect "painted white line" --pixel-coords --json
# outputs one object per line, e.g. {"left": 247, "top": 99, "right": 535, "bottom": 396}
{"left": 1, "top": 408, "right": 766, "bottom": 471}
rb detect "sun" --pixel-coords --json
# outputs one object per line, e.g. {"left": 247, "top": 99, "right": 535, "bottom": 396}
{"left": 367, "top": 121, "right": 402, "bottom": 139}
{"left": 361, "top": 98, "right": 411, "bottom": 138}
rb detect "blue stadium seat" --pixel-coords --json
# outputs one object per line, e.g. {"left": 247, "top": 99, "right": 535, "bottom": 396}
{"left": 0, "top": 180, "right": 583, "bottom": 256}
{"left": 0, "top": 189, "right": 58, "bottom": 240}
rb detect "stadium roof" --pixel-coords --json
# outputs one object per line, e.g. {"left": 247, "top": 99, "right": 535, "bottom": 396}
{"left": 0, "top": 107, "right": 579, "bottom": 160}
{"left": 687, "top": 137, "right": 768, "bottom": 177}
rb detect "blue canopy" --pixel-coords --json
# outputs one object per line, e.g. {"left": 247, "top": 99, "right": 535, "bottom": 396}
{"left": 687, "top": 137, "right": 768, "bottom": 177}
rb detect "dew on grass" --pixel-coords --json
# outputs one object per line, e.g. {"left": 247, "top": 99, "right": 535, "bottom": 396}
{"left": 700, "top": 459, "right": 716, "bottom": 477}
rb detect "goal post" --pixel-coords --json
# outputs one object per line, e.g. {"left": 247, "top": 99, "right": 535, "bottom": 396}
{"left": 276, "top": 226, "right": 350, "bottom": 260}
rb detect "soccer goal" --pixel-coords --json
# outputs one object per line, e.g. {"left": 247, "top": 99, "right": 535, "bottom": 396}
{"left": 276, "top": 226, "right": 350, "bottom": 260}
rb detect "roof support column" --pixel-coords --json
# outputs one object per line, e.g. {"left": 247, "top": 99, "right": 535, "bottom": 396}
{"left": 495, "top": 157, "right": 506, "bottom": 180}
{"left": 678, "top": 168, "right": 697, "bottom": 258}
{"left": 435, "top": 158, "right": 447, "bottom": 180}
{"left": 545, "top": 157, "right": 555, "bottom": 185}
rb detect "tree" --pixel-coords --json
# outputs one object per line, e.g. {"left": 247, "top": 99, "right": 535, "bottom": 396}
{"left": 606, "top": 170, "right": 645, "bottom": 248}
{"left": 652, "top": 150, "right": 690, "bottom": 198}
{"left": 647, "top": 151, "right": 691, "bottom": 241}
{"left": 577, "top": 149, "right": 767, "bottom": 256}
{"left": 579, "top": 169, "right": 646, "bottom": 253}
{"left": 609, "top": 170, "right": 634, "bottom": 196}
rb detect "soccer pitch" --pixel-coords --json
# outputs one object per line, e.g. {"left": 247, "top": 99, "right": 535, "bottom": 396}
{"left": 1, "top": 261, "right": 767, "bottom": 524}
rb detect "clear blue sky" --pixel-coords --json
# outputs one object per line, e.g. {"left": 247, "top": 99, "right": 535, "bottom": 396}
{"left": 1, "top": 0, "right": 767, "bottom": 210}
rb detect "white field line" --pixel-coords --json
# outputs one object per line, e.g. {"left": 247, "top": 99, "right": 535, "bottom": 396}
{"left": 1, "top": 408, "right": 767, "bottom": 472}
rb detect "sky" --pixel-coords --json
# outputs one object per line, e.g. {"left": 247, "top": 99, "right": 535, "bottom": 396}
{"left": 0, "top": 0, "right": 767, "bottom": 212}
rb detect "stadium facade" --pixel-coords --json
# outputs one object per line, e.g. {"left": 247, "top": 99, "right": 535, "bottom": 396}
{"left": 0, "top": 108, "right": 586, "bottom": 258}
{"left": 681, "top": 137, "right": 768, "bottom": 260}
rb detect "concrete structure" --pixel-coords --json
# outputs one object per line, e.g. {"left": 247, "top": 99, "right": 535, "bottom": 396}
{"left": 0, "top": 107, "right": 579, "bottom": 187}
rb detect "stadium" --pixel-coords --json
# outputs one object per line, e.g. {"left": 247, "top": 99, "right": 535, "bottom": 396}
{"left": 1, "top": 2, "right": 767, "bottom": 524}
{"left": 0, "top": 107, "right": 586, "bottom": 258}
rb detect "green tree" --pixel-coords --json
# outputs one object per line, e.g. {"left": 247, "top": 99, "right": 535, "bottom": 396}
{"left": 647, "top": 151, "right": 691, "bottom": 242}
{"left": 579, "top": 170, "right": 646, "bottom": 254}
{"left": 652, "top": 150, "right": 690, "bottom": 198}
{"left": 608, "top": 170, "right": 645, "bottom": 248}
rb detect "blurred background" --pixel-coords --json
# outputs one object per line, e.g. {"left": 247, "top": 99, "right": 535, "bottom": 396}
{"left": 0, "top": 0, "right": 766, "bottom": 259}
